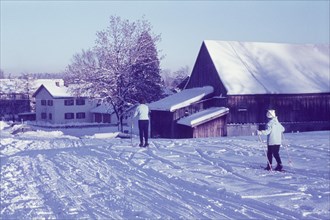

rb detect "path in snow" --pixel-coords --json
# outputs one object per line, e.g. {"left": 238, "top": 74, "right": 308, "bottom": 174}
{"left": 0, "top": 130, "right": 329, "bottom": 219}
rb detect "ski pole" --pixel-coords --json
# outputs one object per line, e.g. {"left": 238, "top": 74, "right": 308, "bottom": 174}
{"left": 282, "top": 133, "right": 293, "bottom": 167}
{"left": 130, "top": 120, "right": 133, "bottom": 147}
{"left": 258, "top": 134, "right": 273, "bottom": 171}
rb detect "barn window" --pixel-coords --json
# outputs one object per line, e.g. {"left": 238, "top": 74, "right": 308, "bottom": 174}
{"left": 41, "top": 100, "right": 46, "bottom": 106}
{"left": 238, "top": 99, "right": 248, "bottom": 112}
{"left": 49, "top": 113, "right": 52, "bottom": 120}
{"left": 48, "top": 100, "right": 53, "bottom": 106}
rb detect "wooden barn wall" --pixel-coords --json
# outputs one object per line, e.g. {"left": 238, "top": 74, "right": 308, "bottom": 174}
{"left": 192, "top": 116, "right": 227, "bottom": 138}
{"left": 176, "top": 116, "right": 227, "bottom": 138}
{"left": 185, "top": 42, "right": 227, "bottom": 96}
{"left": 226, "top": 94, "right": 330, "bottom": 124}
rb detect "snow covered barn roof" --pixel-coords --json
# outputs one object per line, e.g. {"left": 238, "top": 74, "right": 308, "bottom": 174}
{"left": 177, "top": 107, "right": 229, "bottom": 127}
{"left": 203, "top": 41, "right": 330, "bottom": 95}
{"left": 148, "top": 86, "right": 214, "bottom": 112}
{"left": 33, "top": 84, "right": 73, "bottom": 98}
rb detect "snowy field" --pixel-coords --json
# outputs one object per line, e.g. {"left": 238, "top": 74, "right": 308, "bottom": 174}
{"left": 1, "top": 122, "right": 329, "bottom": 219}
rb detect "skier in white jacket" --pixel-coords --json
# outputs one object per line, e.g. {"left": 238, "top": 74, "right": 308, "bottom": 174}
{"left": 258, "top": 109, "right": 285, "bottom": 171}
{"left": 134, "top": 98, "right": 150, "bottom": 147}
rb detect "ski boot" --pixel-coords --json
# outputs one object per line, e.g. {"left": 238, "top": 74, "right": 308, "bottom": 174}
{"left": 264, "top": 164, "right": 272, "bottom": 171}
{"left": 275, "top": 164, "right": 283, "bottom": 171}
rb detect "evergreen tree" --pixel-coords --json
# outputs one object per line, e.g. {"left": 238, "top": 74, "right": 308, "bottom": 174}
{"left": 131, "top": 31, "right": 163, "bottom": 103}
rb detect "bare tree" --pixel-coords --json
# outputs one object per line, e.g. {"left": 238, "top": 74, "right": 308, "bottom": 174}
{"left": 161, "top": 66, "right": 190, "bottom": 91}
{"left": 65, "top": 16, "right": 163, "bottom": 131}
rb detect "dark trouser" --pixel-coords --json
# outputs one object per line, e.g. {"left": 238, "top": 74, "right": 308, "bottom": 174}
{"left": 267, "top": 145, "right": 282, "bottom": 165}
{"left": 138, "top": 120, "right": 149, "bottom": 144}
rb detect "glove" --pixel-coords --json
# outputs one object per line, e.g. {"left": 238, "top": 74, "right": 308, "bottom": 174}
{"left": 257, "top": 130, "right": 262, "bottom": 135}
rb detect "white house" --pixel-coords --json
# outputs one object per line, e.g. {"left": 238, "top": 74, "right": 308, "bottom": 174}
{"left": 0, "top": 79, "right": 65, "bottom": 121}
{"left": 33, "top": 83, "right": 97, "bottom": 125}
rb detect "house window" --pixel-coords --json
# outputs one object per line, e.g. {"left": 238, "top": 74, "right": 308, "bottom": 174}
{"left": 48, "top": 100, "right": 53, "bottom": 106}
{"left": 49, "top": 113, "right": 52, "bottom": 120}
{"left": 41, "top": 100, "right": 47, "bottom": 106}
{"left": 103, "top": 114, "right": 111, "bottom": 123}
{"left": 76, "top": 112, "right": 86, "bottom": 119}
{"left": 76, "top": 99, "right": 85, "bottom": 105}
{"left": 64, "top": 113, "right": 74, "bottom": 119}
{"left": 64, "top": 99, "right": 74, "bottom": 106}
{"left": 41, "top": 113, "right": 47, "bottom": 119}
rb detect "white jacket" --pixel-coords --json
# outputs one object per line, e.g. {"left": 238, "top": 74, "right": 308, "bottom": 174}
{"left": 134, "top": 104, "right": 149, "bottom": 120}
{"left": 260, "top": 117, "right": 285, "bottom": 145}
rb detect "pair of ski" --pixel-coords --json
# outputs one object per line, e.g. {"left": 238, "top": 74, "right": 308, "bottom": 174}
{"left": 132, "top": 142, "right": 154, "bottom": 148}
{"left": 260, "top": 166, "right": 288, "bottom": 173}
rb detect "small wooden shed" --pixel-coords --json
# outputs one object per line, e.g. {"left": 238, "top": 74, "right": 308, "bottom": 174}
{"left": 176, "top": 107, "right": 229, "bottom": 138}
{"left": 149, "top": 86, "right": 229, "bottom": 138}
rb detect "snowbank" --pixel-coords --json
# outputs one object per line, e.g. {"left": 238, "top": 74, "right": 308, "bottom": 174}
{"left": 1, "top": 126, "right": 329, "bottom": 219}
{"left": 85, "top": 132, "right": 120, "bottom": 139}
{"left": 0, "top": 121, "right": 10, "bottom": 130}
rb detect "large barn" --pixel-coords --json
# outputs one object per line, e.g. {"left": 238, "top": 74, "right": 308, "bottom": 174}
{"left": 150, "top": 41, "right": 330, "bottom": 138}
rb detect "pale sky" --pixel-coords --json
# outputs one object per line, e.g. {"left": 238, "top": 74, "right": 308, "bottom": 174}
{"left": 1, "top": 0, "right": 329, "bottom": 75}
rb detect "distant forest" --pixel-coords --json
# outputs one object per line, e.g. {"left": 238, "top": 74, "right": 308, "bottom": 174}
{"left": 1, "top": 71, "right": 65, "bottom": 79}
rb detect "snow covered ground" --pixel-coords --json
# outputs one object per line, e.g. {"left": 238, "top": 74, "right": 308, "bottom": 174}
{"left": 1, "top": 122, "right": 329, "bottom": 219}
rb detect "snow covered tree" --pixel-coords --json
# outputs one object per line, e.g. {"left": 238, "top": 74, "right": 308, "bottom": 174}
{"left": 65, "top": 16, "right": 163, "bottom": 131}
{"left": 19, "top": 73, "right": 37, "bottom": 111}
{"left": 130, "top": 31, "right": 163, "bottom": 102}
{"left": 65, "top": 49, "right": 102, "bottom": 98}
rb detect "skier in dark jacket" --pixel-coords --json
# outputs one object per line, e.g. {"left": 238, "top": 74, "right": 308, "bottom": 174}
{"left": 258, "top": 109, "right": 285, "bottom": 171}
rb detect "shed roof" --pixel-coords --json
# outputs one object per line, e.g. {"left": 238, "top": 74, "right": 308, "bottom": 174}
{"left": 177, "top": 107, "right": 229, "bottom": 127}
{"left": 148, "top": 86, "right": 214, "bottom": 112}
{"left": 204, "top": 41, "right": 330, "bottom": 95}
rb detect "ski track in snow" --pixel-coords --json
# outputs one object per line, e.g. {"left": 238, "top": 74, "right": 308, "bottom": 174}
{"left": 0, "top": 130, "right": 329, "bottom": 219}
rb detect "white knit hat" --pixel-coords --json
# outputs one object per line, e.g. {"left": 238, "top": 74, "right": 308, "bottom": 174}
{"left": 266, "top": 109, "right": 276, "bottom": 118}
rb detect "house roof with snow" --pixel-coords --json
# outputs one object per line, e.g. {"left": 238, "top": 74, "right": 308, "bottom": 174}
{"left": 148, "top": 86, "right": 214, "bottom": 112}
{"left": 33, "top": 83, "right": 74, "bottom": 98}
{"left": 0, "top": 79, "right": 64, "bottom": 94}
{"left": 202, "top": 41, "right": 330, "bottom": 95}
{"left": 177, "top": 107, "right": 229, "bottom": 127}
